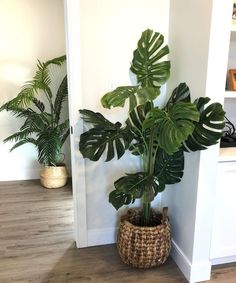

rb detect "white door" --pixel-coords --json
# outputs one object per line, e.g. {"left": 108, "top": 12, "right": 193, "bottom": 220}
{"left": 64, "top": 0, "right": 88, "bottom": 247}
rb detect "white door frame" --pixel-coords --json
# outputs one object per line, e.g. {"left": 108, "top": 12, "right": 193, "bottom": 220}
{"left": 64, "top": 0, "right": 88, "bottom": 248}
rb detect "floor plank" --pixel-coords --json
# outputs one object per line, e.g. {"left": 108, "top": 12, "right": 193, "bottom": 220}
{"left": 0, "top": 180, "right": 235, "bottom": 283}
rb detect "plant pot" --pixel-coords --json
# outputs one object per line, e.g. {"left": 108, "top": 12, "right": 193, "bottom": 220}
{"left": 40, "top": 165, "right": 68, "bottom": 189}
{"left": 117, "top": 207, "right": 171, "bottom": 268}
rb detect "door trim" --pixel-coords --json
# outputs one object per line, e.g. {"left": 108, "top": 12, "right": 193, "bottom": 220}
{"left": 64, "top": 0, "right": 88, "bottom": 247}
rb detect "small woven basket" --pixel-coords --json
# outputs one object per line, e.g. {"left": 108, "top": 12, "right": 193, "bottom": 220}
{"left": 40, "top": 166, "right": 68, "bottom": 189}
{"left": 117, "top": 207, "right": 171, "bottom": 268}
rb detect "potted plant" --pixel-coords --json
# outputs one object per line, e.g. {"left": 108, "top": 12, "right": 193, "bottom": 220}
{"left": 79, "top": 29, "right": 225, "bottom": 268}
{"left": 0, "top": 55, "right": 70, "bottom": 189}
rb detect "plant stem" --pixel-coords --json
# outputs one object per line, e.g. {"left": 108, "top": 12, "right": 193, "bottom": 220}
{"left": 142, "top": 128, "right": 156, "bottom": 226}
{"left": 148, "top": 129, "right": 154, "bottom": 175}
{"left": 44, "top": 90, "right": 54, "bottom": 126}
{"left": 142, "top": 200, "right": 151, "bottom": 226}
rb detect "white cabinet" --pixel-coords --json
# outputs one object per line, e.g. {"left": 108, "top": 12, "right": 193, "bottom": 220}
{"left": 224, "top": 28, "right": 236, "bottom": 125}
{"left": 210, "top": 9, "right": 236, "bottom": 264}
{"left": 211, "top": 161, "right": 236, "bottom": 264}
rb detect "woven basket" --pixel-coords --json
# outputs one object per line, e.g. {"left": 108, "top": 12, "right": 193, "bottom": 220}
{"left": 40, "top": 165, "right": 68, "bottom": 189}
{"left": 117, "top": 207, "right": 171, "bottom": 268}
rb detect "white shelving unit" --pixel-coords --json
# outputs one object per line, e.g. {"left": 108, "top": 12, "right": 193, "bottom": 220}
{"left": 219, "top": 147, "right": 236, "bottom": 162}
{"left": 220, "top": 20, "right": 236, "bottom": 160}
{"left": 211, "top": 3, "right": 236, "bottom": 266}
{"left": 225, "top": 90, "right": 236, "bottom": 98}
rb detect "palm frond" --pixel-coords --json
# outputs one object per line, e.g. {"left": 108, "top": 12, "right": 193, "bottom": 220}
{"left": 10, "top": 138, "right": 37, "bottom": 151}
{"left": 29, "top": 60, "right": 52, "bottom": 97}
{"left": 45, "top": 55, "right": 66, "bottom": 67}
{"left": 3, "top": 129, "right": 34, "bottom": 143}
{"left": 34, "top": 60, "right": 51, "bottom": 86}
{"left": 32, "top": 98, "right": 45, "bottom": 112}
{"left": 58, "top": 119, "right": 70, "bottom": 146}
{"left": 0, "top": 87, "right": 35, "bottom": 111}
{"left": 54, "top": 76, "right": 68, "bottom": 124}
{"left": 58, "top": 119, "right": 69, "bottom": 134}
{"left": 1, "top": 54, "right": 68, "bottom": 166}
{"left": 20, "top": 112, "right": 52, "bottom": 132}
{"left": 61, "top": 129, "right": 70, "bottom": 146}
{"left": 37, "top": 128, "right": 62, "bottom": 165}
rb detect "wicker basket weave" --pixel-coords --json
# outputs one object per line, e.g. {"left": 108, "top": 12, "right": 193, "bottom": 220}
{"left": 40, "top": 166, "right": 68, "bottom": 189}
{"left": 117, "top": 207, "right": 171, "bottom": 268}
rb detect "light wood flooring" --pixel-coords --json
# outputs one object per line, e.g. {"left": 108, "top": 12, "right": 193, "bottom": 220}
{"left": 0, "top": 180, "right": 236, "bottom": 283}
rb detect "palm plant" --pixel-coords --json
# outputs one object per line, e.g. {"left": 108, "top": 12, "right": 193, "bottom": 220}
{"left": 79, "top": 29, "right": 225, "bottom": 225}
{"left": 0, "top": 55, "right": 69, "bottom": 166}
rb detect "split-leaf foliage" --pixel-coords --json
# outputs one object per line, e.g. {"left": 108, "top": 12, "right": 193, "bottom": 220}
{"left": 79, "top": 29, "right": 225, "bottom": 225}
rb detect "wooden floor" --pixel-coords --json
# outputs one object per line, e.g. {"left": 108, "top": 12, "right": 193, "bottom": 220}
{"left": 0, "top": 180, "right": 236, "bottom": 283}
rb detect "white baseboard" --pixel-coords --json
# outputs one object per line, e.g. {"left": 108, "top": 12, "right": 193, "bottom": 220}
{"left": 171, "top": 239, "right": 192, "bottom": 281}
{"left": 0, "top": 168, "right": 40, "bottom": 181}
{"left": 171, "top": 240, "right": 211, "bottom": 283}
{"left": 0, "top": 166, "right": 72, "bottom": 182}
{"left": 87, "top": 227, "right": 118, "bottom": 246}
{"left": 211, "top": 255, "right": 236, "bottom": 265}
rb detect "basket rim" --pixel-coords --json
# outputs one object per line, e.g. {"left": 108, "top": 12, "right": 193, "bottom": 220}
{"left": 120, "top": 208, "right": 169, "bottom": 230}
{"left": 121, "top": 219, "right": 168, "bottom": 231}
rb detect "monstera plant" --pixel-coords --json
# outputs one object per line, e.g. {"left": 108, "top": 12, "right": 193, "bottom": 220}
{"left": 79, "top": 29, "right": 225, "bottom": 268}
{"left": 79, "top": 29, "right": 225, "bottom": 224}
{"left": 0, "top": 55, "right": 70, "bottom": 188}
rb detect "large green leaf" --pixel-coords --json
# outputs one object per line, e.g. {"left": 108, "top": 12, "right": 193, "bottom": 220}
{"left": 79, "top": 109, "right": 115, "bottom": 128}
{"left": 130, "top": 29, "right": 170, "bottom": 87}
{"left": 109, "top": 190, "right": 134, "bottom": 210}
{"left": 109, "top": 172, "right": 162, "bottom": 210}
{"left": 184, "top": 97, "right": 225, "bottom": 151}
{"left": 79, "top": 110, "right": 133, "bottom": 161}
{"left": 101, "top": 86, "right": 138, "bottom": 111}
{"left": 126, "top": 102, "right": 152, "bottom": 155}
{"left": 101, "top": 86, "right": 160, "bottom": 112}
{"left": 136, "top": 87, "right": 161, "bottom": 105}
{"left": 114, "top": 172, "right": 149, "bottom": 198}
{"left": 143, "top": 102, "right": 200, "bottom": 154}
{"left": 166, "top": 83, "right": 191, "bottom": 110}
{"left": 155, "top": 148, "right": 184, "bottom": 185}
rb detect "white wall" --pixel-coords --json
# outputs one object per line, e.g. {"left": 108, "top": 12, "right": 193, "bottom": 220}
{"left": 69, "top": 0, "right": 170, "bottom": 246}
{"left": 162, "top": 1, "right": 232, "bottom": 282}
{"left": 0, "top": 0, "right": 69, "bottom": 181}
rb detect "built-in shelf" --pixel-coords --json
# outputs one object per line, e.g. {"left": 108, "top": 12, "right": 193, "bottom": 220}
{"left": 225, "top": 91, "right": 236, "bottom": 98}
{"left": 219, "top": 147, "right": 236, "bottom": 162}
